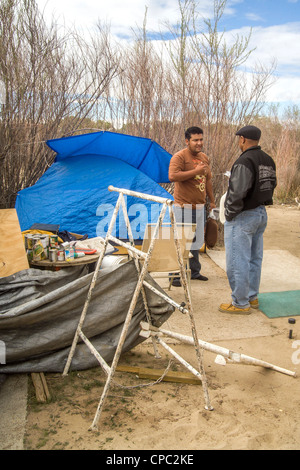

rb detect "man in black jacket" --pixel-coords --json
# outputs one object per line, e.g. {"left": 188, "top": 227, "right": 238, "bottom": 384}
{"left": 219, "top": 125, "right": 277, "bottom": 314}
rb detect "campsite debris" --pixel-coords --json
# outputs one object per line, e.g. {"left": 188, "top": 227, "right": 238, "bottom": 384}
{"left": 39, "top": 235, "right": 50, "bottom": 257}
{"left": 32, "top": 239, "right": 46, "bottom": 261}
{"left": 49, "top": 248, "right": 58, "bottom": 262}
{"left": 62, "top": 242, "right": 74, "bottom": 261}
{"left": 25, "top": 234, "right": 35, "bottom": 250}
{"left": 288, "top": 318, "right": 296, "bottom": 339}
{"left": 27, "top": 249, "right": 33, "bottom": 262}
{"left": 49, "top": 235, "right": 59, "bottom": 248}
{"left": 31, "top": 373, "right": 51, "bottom": 403}
{"left": 23, "top": 231, "right": 94, "bottom": 265}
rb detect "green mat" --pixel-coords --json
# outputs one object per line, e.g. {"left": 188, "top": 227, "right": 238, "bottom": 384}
{"left": 258, "top": 290, "right": 300, "bottom": 318}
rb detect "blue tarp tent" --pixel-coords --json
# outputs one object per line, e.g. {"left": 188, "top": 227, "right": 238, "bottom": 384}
{"left": 15, "top": 131, "right": 173, "bottom": 239}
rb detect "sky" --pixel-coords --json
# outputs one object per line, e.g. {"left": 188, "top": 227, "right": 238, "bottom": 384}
{"left": 35, "top": 0, "right": 300, "bottom": 112}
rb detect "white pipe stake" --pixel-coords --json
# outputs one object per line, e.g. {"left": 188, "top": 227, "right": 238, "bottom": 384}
{"left": 157, "top": 328, "right": 296, "bottom": 377}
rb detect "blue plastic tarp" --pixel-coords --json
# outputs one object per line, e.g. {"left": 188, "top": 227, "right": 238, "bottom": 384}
{"left": 47, "top": 131, "right": 171, "bottom": 183}
{"left": 15, "top": 131, "right": 173, "bottom": 239}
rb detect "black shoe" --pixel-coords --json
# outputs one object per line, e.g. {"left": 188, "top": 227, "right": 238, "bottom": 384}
{"left": 171, "top": 278, "right": 181, "bottom": 287}
{"left": 191, "top": 274, "right": 208, "bottom": 281}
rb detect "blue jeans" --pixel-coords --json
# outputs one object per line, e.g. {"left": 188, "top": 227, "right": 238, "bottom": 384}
{"left": 224, "top": 206, "right": 268, "bottom": 308}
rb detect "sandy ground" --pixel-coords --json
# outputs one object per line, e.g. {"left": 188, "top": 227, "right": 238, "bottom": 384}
{"left": 15, "top": 204, "right": 300, "bottom": 449}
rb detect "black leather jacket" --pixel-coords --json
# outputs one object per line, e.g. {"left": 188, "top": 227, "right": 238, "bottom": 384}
{"left": 225, "top": 146, "right": 277, "bottom": 221}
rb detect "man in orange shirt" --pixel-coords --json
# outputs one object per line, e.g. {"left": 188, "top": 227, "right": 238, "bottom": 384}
{"left": 169, "top": 126, "right": 216, "bottom": 285}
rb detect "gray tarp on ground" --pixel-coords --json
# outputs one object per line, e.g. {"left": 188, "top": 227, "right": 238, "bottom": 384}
{"left": 0, "top": 260, "right": 174, "bottom": 373}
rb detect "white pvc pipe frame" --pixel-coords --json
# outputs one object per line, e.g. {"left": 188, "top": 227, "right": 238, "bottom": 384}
{"left": 63, "top": 185, "right": 213, "bottom": 431}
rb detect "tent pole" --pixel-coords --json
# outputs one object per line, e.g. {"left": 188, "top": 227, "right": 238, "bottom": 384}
{"left": 154, "top": 336, "right": 204, "bottom": 382}
{"left": 168, "top": 205, "right": 213, "bottom": 411}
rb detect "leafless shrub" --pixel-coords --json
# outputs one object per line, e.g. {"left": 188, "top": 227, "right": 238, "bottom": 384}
{"left": 257, "top": 106, "right": 300, "bottom": 201}
{"left": 162, "top": 0, "right": 277, "bottom": 202}
{"left": 1, "top": 0, "right": 298, "bottom": 209}
{"left": 0, "top": 0, "right": 119, "bottom": 208}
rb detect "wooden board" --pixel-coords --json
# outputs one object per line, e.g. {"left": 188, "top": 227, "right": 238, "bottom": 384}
{"left": 141, "top": 223, "right": 196, "bottom": 272}
{"left": 0, "top": 209, "right": 29, "bottom": 277}
{"left": 31, "top": 373, "right": 51, "bottom": 403}
{"left": 116, "top": 365, "right": 201, "bottom": 385}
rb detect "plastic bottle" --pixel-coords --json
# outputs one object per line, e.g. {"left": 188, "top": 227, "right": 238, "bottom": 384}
{"left": 62, "top": 242, "right": 73, "bottom": 261}
{"left": 69, "top": 245, "right": 75, "bottom": 259}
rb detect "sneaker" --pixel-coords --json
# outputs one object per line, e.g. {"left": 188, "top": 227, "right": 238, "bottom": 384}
{"left": 171, "top": 278, "right": 181, "bottom": 287}
{"left": 191, "top": 274, "right": 208, "bottom": 281}
{"left": 219, "top": 303, "right": 251, "bottom": 314}
{"left": 250, "top": 299, "right": 259, "bottom": 309}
